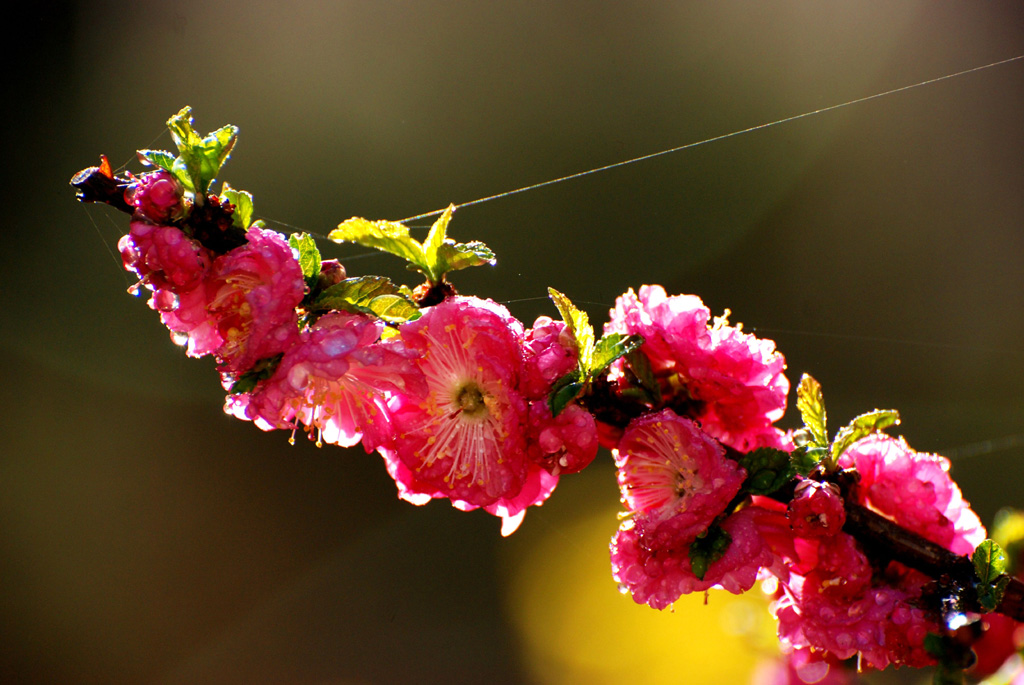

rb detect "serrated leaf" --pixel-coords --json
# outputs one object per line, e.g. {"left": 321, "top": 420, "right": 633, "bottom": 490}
{"left": 796, "top": 374, "right": 828, "bottom": 448}
{"left": 978, "top": 575, "right": 1011, "bottom": 613}
{"left": 739, "top": 447, "right": 796, "bottom": 495}
{"left": 223, "top": 183, "right": 255, "bottom": 230}
{"left": 591, "top": 333, "right": 643, "bottom": 376}
{"left": 288, "top": 232, "right": 322, "bottom": 281}
{"left": 434, "top": 240, "right": 496, "bottom": 275}
{"left": 973, "top": 540, "right": 1009, "bottom": 583}
{"left": 164, "top": 107, "right": 238, "bottom": 194}
{"left": 829, "top": 409, "right": 900, "bottom": 467}
{"left": 548, "top": 371, "right": 583, "bottom": 417}
{"left": 329, "top": 217, "right": 430, "bottom": 277}
{"left": 423, "top": 204, "right": 453, "bottom": 267}
{"left": 368, "top": 294, "right": 421, "bottom": 323}
{"left": 791, "top": 445, "right": 826, "bottom": 476}
{"left": 548, "top": 288, "right": 595, "bottom": 371}
{"left": 137, "top": 149, "right": 176, "bottom": 172}
{"left": 316, "top": 276, "right": 400, "bottom": 310}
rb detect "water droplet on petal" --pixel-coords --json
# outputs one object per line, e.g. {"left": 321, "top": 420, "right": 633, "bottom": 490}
{"left": 153, "top": 289, "right": 180, "bottom": 312}
{"left": 170, "top": 330, "right": 189, "bottom": 347}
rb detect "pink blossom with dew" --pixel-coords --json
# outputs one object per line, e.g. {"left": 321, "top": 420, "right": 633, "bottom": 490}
{"left": 159, "top": 227, "right": 305, "bottom": 371}
{"left": 125, "top": 170, "right": 184, "bottom": 224}
{"left": 119, "top": 221, "right": 211, "bottom": 294}
{"left": 605, "top": 285, "right": 790, "bottom": 452}
{"left": 378, "top": 297, "right": 554, "bottom": 533}
{"left": 521, "top": 316, "right": 578, "bottom": 399}
{"left": 526, "top": 401, "right": 598, "bottom": 475}
{"left": 227, "top": 311, "right": 426, "bottom": 452}
{"left": 839, "top": 434, "right": 986, "bottom": 555}
{"left": 611, "top": 506, "right": 773, "bottom": 609}
{"left": 770, "top": 530, "right": 939, "bottom": 671}
{"left": 614, "top": 409, "right": 744, "bottom": 530}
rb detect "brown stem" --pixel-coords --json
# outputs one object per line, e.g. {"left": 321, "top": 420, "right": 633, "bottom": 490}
{"left": 70, "top": 164, "right": 133, "bottom": 214}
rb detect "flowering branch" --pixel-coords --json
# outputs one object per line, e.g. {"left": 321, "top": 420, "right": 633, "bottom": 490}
{"left": 71, "top": 108, "right": 1024, "bottom": 684}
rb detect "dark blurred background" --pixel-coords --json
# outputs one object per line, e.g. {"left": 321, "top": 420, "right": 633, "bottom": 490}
{"left": 3, "top": 2, "right": 1023, "bottom": 683}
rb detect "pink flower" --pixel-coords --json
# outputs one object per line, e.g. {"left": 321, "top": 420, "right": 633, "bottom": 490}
{"left": 839, "top": 434, "right": 985, "bottom": 555}
{"left": 378, "top": 297, "right": 555, "bottom": 533}
{"left": 614, "top": 409, "right": 744, "bottom": 529}
{"left": 125, "top": 170, "right": 184, "bottom": 223}
{"left": 159, "top": 227, "right": 305, "bottom": 371}
{"left": 610, "top": 410, "right": 771, "bottom": 608}
{"left": 226, "top": 311, "right": 426, "bottom": 451}
{"left": 612, "top": 506, "right": 773, "bottom": 609}
{"left": 526, "top": 401, "right": 598, "bottom": 475}
{"left": 119, "top": 220, "right": 211, "bottom": 294}
{"left": 521, "top": 316, "right": 578, "bottom": 399}
{"left": 605, "top": 285, "right": 790, "bottom": 452}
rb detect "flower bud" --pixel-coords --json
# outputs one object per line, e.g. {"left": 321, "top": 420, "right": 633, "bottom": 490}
{"left": 126, "top": 171, "right": 184, "bottom": 223}
{"left": 788, "top": 480, "right": 845, "bottom": 537}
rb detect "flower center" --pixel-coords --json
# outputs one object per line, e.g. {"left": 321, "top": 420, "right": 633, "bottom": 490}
{"left": 456, "top": 382, "right": 488, "bottom": 418}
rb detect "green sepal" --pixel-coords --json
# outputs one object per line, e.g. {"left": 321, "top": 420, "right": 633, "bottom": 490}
{"left": 137, "top": 149, "right": 176, "bottom": 172}
{"left": 828, "top": 409, "right": 900, "bottom": 469}
{"left": 591, "top": 333, "right": 643, "bottom": 377}
{"left": 328, "top": 206, "right": 494, "bottom": 285}
{"left": 288, "top": 232, "right": 322, "bottom": 282}
{"left": 165, "top": 107, "right": 238, "bottom": 195}
{"left": 739, "top": 447, "right": 796, "bottom": 495}
{"left": 796, "top": 374, "right": 828, "bottom": 448}
{"left": 689, "top": 525, "right": 731, "bottom": 581}
{"left": 977, "top": 575, "right": 1011, "bottom": 613}
{"left": 548, "top": 288, "right": 594, "bottom": 369}
{"left": 548, "top": 371, "right": 584, "bottom": 417}
{"left": 228, "top": 354, "right": 283, "bottom": 394}
{"left": 221, "top": 183, "right": 255, "bottom": 230}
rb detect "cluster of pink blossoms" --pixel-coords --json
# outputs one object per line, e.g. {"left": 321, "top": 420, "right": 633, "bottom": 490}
{"left": 83, "top": 115, "right": 1019, "bottom": 682}
{"left": 601, "top": 286, "right": 1000, "bottom": 682}
{"left": 118, "top": 170, "right": 598, "bottom": 535}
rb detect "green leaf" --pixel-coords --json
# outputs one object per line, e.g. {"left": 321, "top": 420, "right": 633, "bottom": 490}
{"left": 791, "top": 445, "right": 826, "bottom": 476}
{"left": 796, "top": 374, "right": 828, "bottom": 448}
{"left": 973, "top": 540, "right": 1009, "bottom": 583}
{"left": 978, "top": 575, "right": 1011, "bottom": 613}
{"left": 624, "top": 347, "right": 659, "bottom": 399}
{"left": 591, "top": 333, "right": 643, "bottom": 377}
{"left": 434, "top": 240, "right": 496, "bottom": 275}
{"left": 164, "top": 107, "right": 239, "bottom": 194}
{"left": 329, "top": 217, "right": 431, "bottom": 278}
{"left": 423, "top": 204, "right": 453, "bottom": 267}
{"left": 548, "top": 371, "right": 584, "bottom": 417}
{"left": 328, "top": 208, "right": 494, "bottom": 285}
{"left": 689, "top": 525, "right": 731, "bottom": 581}
{"left": 829, "top": 409, "right": 900, "bottom": 467}
{"left": 137, "top": 149, "right": 176, "bottom": 172}
{"left": 316, "top": 276, "right": 400, "bottom": 310}
{"left": 548, "top": 288, "right": 595, "bottom": 371}
{"left": 288, "top": 232, "right": 322, "bottom": 281}
{"left": 739, "top": 447, "right": 796, "bottom": 495}
{"left": 367, "top": 294, "right": 421, "bottom": 323}
{"left": 222, "top": 183, "right": 255, "bottom": 230}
